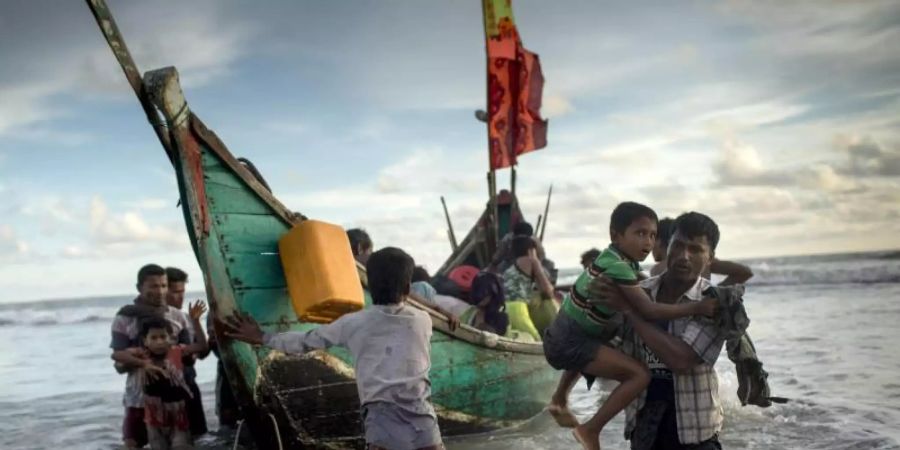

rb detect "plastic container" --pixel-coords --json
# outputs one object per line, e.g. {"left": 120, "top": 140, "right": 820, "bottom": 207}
{"left": 278, "top": 220, "right": 364, "bottom": 323}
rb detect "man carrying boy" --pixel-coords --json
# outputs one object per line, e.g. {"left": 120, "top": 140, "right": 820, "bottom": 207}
{"left": 224, "top": 247, "right": 444, "bottom": 450}
{"left": 543, "top": 202, "right": 716, "bottom": 450}
{"left": 594, "top": 212, "right": 730, "bottom": 449}
{"left": 110, "top": 264, "right": 192, "bottom": 449}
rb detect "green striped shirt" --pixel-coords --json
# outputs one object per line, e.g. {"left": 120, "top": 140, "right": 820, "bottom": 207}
{"left": 561, "top": 245, "right": 640, "bottom": 336}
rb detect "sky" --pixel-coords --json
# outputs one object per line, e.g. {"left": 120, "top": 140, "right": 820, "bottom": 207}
{"left": 0, "top": 0, "right": 898, "bottom": 303}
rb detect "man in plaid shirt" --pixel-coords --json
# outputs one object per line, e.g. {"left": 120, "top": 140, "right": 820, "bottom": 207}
{"left": 594, "top": 212, "right": 727, "bottom": 449}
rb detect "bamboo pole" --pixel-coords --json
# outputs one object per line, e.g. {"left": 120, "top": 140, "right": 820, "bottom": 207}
{"left": 441, "top": 196, "right": 458, "bottom": 251}
{"left": 84, "top": 0, "right": 175, "bottom": 165}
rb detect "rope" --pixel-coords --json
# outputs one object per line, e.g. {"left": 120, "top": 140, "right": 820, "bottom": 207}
{"left": 230, "top": 413, "right": 283, "bottom": 450}
{"left": 169, "top": 101, "right": 190, "bottom": 129}
{"left": 231, "top": 419, "right": 244, "bottom": 450}
{"left": 268, "top": 413, "right": 284, "bottom": 450}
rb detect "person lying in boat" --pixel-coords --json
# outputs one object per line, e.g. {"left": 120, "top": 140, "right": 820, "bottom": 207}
{"left": 224, "top": 247, "right": 445, "bottom": 450}
{"left": 410, "top": 266, "right": 463, "bottom": 331}
{"left": 502, "top": 236, "right": 558, "bottom": 340}
{"left": 164, "top": 267, "right": 210, "bottom": 440}
{"left": 136, "top": 303, "right": 209, "bottom": 450}
{"left": 650, "top": 216, "right": 754, "bottom": 284}
{"left": 542, "top": 202, "right": 717, "bottom": 450}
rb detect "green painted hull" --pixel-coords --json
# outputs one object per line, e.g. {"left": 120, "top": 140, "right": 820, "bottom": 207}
{"left": 144, "top": 67, "right": 558, "bottom": 449}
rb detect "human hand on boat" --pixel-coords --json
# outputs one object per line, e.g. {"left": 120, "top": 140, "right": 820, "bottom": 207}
{"left": 223, "top": 312, "right": 265, "bottom": 346}
{"left": 188, "top": 300, "right": 207, "bottom": 321}
{"left": 446, "top": 313, "right": 460, "bottom": 331}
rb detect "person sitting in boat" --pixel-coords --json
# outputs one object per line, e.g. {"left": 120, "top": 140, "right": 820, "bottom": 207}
{"left": 542, "top": 202, "right": 717, "bottom": 450}
{"left": 137, "top": 302, "right": 209, "bottom": 450}
{"left": 580, "top": 248, "right": 601, "bottom": 270}
{"left": 110, "top": 264, "right": 194, "bottom": 450}
{"left": 409, "top": 266, "right": 462, "bottom": 331}
{"left": 502, "top": 236, "right": 557, "bottom": 340}
{"left": 164, "top": 267, "right": 210, "bottom": 440}
{"left": 461, "top": 271, "right": 510, "bottom": 336}
{"left": 224, "top": 247, "right": 445, "bottom": 450}
{"left": 488, "top": 222, "right": 557, "bottom": 282}
{"left": 347, "top": 228, "right": 374, "bottom": 265}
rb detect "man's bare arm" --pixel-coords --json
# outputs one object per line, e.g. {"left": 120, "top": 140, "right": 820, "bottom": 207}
{"left": 710, "top": 258, "right": 753, "bottom": 286}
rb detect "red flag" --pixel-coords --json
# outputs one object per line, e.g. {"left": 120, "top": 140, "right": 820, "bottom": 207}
{"left": 484, "top": 0, "right": 548, "bottom": 170}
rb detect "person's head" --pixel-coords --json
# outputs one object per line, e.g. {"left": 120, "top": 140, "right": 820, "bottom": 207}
{"left": 580, "top": 248, "right": 601, "bottom": 269}
{"left": 511, "top": 235, "right": 536, "bottom": 259}
{"left": 666, "top": 212, "right": 719, "bottom": 283}
{"left": 609, "top": 201, "right": 658, "bottom": 262}
{"left": 652, "top": 217, "right": 675, "bottom": 262}
{"left": 512, "top": 221, "right": 534, "bottom": 237}
{"left": 412, "top": 266, "right": 430, "bottom": 283}
{"left": 165, "top": 267, "right": 188, "bottom": 309}
{"left": 469, "top": 272, "right": 509, "bottom": 335}
{"left": 367, "top": 247, "right": 415, "bottom": 305}
{"left": 139, "top": 316, "right": 173, "bottom": 356}
{"left": 136, "top": 264, "right": 168, "bottom": 307}
{"left": 347, "top": 228, "right": 373, "bottom": 265}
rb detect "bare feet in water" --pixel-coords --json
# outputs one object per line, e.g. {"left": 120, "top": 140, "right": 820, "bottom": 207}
{"left": 572, "top": 425, "right": 601, "bottom": 450}
{"left": 547, "top": 403, "right": 579, "bottom": 428}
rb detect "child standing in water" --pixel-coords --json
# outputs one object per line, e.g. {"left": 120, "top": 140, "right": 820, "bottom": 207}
{"left": 139, "top": 301, "right": 209, "bottom": 450}
{"left": 543, "top": 202, "right": 717, "bottom": 450}
{"left": 225, "top": 247, "right": 444, "bottom": 450}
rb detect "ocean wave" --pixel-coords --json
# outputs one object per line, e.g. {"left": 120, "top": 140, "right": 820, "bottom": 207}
{"left": 0, "top": 309, "right": 116, "bottom": 327}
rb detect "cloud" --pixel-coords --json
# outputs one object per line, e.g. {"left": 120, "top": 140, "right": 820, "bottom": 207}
{"left": 543, "top": 94, "right": 574, "bottom": 118}
{"left": 89, "top": 196, "right": 186, "bottom": 251}
{"left": 0, "top": 0, "right": 254, "bottom": 137}
{"left": 839, "top": 136, "right": 900, "bottom": 177}
{"left": 0, "top": 225, "right": 30, "bottom": 262}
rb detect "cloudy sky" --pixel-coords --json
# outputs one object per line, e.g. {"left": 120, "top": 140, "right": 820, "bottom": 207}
{"left": 1, "top": 0, "right": 898, "bottom": 303}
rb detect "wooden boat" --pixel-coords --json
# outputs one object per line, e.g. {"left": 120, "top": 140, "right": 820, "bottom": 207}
{"left": 86, "top": 1, "right": 559, "bottom": 448}
{"left": 142, "top": 67, "right": 557, "bottom": 449}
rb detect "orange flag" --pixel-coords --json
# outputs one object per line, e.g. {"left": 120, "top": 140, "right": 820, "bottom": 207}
{"left": 483, "top": 0, "right": 548, "bottom": 170}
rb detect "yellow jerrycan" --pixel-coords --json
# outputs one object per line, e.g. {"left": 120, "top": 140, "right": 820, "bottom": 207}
{"left": 278, "top": 220, "right": 364, "bottom": 323}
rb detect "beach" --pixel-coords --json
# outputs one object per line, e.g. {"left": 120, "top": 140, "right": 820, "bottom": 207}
{"left": 1, "top": 250, "right": 899, "bottom": 449}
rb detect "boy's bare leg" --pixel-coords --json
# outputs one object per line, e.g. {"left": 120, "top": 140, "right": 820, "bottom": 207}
{"left": 548, "top": 369, "right": 580, "bottom": 428}
{"left": 572, "top": 347, "right": 650, "bottom": 450}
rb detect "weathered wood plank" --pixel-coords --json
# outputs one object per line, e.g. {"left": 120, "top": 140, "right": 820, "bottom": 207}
{"left": 213, "top": 213, "right": 284, "bottom": 254}
{"left": 224, "top": 251, "right": 286, "bottom": 289}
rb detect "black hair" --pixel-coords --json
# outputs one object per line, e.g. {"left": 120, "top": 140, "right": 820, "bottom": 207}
{"left": 511, "top": 236, "right": 536, "bottom": 258}
{"left": 580, "top": 248, "right": 601, "bottom": 263}
{"left": 610, "top": 201, "right": 658, "bottom": 234}
{"left": 139, "top": 316, "right": 172, "bottom": 340}
{"left": 347, "top": 228, "right": 373, "bottom": 256}
{"left": 412, "top": 266, "right": 430, "bottom": 283}
{"left": 469, "top": 272, "right": 509, "bottom": 335}
{"left": 672, "top": 212, "right": 720, "bottom": 252}
{"left": 137, "top": 264, "right": 166, "bottom": 287}
{"left": 512, "top": 221, "right": 534, "bottom": 237}
{"left": 366, "top": 247, "right": 415, "bottom": 305}
{"left": 165, "top": 267, "right": 188, "bottom": 284}
{"left": 656, "top": 217, "right": 675, "bottom": 245}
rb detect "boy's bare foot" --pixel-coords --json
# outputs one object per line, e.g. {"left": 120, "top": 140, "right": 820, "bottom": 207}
{"left": 572, "top": 425, "right": 601, "bottom": 450}
{"left": 547, "top": 403, "right": 579, "bottom": 428}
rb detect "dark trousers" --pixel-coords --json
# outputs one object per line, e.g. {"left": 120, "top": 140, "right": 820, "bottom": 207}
{"left": 631, "top": 401, "right": 722, "bottom": 450}
{"left": 185, "top": 376, "right": 208, "bottom": 436}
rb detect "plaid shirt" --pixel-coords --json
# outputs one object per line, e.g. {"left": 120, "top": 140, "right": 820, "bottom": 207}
{"left": 621, "top": 275, "right": 725, "bottom": 444}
